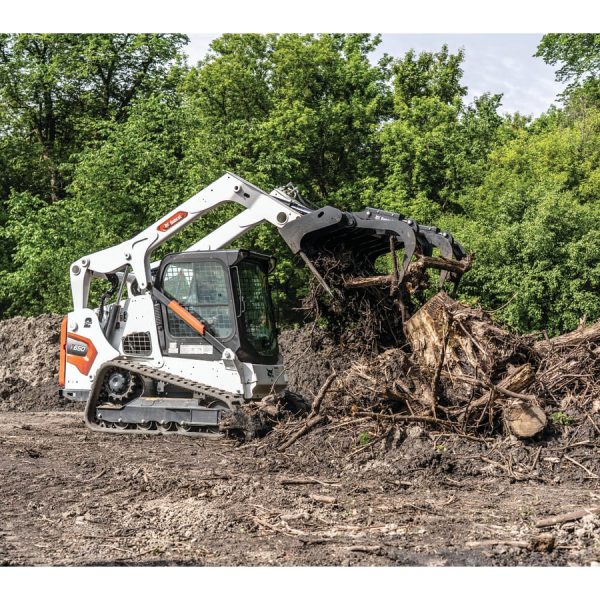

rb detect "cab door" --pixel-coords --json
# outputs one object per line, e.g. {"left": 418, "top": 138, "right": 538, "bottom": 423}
{"left": 158, "top": 258, "right": 235, "bottom": 359}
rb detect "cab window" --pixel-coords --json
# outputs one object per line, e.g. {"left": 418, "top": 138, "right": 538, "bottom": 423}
{"left": 162, "top": 261, "right": 233, "bottom": 339}
{"left": 237, "top": 261, "right": 277, "bottom": 356}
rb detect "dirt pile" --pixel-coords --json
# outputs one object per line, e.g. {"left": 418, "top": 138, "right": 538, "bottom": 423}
{"left": 279, "top": 325, "right": 366, "bottom": 399}
{"left": 0, "top": 314, "right": 78, "bottom": 411}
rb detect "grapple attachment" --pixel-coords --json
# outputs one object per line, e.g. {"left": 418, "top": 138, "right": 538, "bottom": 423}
{"left": 279, "top": 205, "right": 470, "bottom": 294}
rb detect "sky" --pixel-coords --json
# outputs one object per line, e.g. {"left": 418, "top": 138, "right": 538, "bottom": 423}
{"left": 185, "top": 33, "right": 564, "bottom": 117}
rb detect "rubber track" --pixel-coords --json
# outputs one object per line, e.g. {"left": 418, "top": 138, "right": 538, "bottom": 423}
{"left": 84, "top": 357, "right": 244, "bottom": 439}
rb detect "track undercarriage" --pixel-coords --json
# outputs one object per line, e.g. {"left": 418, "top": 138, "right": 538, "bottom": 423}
{"left": 85, "top": 358, "right": 244, "bottom": 438}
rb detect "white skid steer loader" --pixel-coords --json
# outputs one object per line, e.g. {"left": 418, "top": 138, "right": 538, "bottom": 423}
{"left": 59, "top": 172, "right": 467, "bottom": 437}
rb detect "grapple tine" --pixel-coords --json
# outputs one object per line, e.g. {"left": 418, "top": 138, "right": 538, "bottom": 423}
{"left": 415, "top": 226, "right": 464, "bottom": 287}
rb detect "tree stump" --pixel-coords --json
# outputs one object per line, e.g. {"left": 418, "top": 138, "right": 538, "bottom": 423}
{"left": 405, "top": 292, "right": 544, "bottom": 434}
{"left": 405, "top": 292, "right": 535, "bottom": 380}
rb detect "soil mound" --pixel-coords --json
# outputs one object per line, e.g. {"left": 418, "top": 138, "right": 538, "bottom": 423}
{"left": 279, "top": 326, "right": 367, "bottom": 400}
{"left": 0, "top": 314, "right": 79, "bottom": 411}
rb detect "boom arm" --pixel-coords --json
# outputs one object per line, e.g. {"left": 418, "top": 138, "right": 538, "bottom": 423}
{"left": 70, "top": 173, "right": 306, "bottom": 310}
{"left": 70, "top": 171, "right": 469, "bottom": 313}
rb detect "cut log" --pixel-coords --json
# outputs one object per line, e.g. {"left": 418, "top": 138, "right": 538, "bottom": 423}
{"left": 452, "top": 364, "right": 544, "bottom": 436}
{"left": 468, "top": 363, "right": 537, "bottom": 411}
{"left": 405, "top": 254, "right": 473, "bottom": 277}
{"left": 309, "top": 494, "right": 337, "bottom": 504}
{"left": 344, "top": 274, "right": 394, "bottom": 289}
{"left": 534, "top": 319, "right": 600, "bottom": 354}
{"left": 503, "top": 401, "right": 547, "bottom": 438}
{"left": 347, "top": 545, "right": 382, "bottom": 554}
{"left": 343, "top": 255, "right": 472, "bottom": 289}
{"left": 405, "top": 292, "right": 457, "bottom": 369}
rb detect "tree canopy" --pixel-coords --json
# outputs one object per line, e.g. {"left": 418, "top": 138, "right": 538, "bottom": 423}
{"left": 1, "top": 33, "right": 599, "bottom": 336}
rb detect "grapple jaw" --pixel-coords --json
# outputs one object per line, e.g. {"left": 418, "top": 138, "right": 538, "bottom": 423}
{"left": 279, "top": 205, "right": 469, "bottom": 293}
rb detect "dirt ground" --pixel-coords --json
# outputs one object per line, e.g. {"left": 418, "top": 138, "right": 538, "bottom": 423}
{"left": 1, "top": 314, "right": 599, "bottom": 566}
{"left": 1, "top": 408, "right": 599, "bottom": 566}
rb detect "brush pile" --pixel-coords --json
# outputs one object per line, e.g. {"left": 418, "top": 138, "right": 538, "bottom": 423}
{"left": 277, "top": 264, "right": 600, "bottom": 445}
{"left": 301, "top": 250, "right": 471, "bottom": 355}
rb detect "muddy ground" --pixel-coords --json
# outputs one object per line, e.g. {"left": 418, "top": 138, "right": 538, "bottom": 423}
{"left": 1, "top": 408, "right": 599, "bottom": 566}
{"left": 1, "top": 316, "right": 599, "bottom": 566}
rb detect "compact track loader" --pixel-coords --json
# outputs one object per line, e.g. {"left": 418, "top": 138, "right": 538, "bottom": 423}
{"left": 59, "top": 173, "right": 466, "bottom": 437}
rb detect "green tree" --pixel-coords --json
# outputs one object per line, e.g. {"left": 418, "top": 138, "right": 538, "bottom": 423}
{"left": 183, "top": 33, "right": 392, "bottom": 208}
{"left": 536, "top": 34, "right": 600, "bottom": 89}
{"left": 258, "top": 33, "right": 392, "bottom": 209}
{"left": 0, "top": 34, "right": 188, "bottom": 316}
{"left": 0, "top": 90, "right": 191, "bottom": 315}
{"left": 536, "top": 34, "right": 600, "bottom": 111}
{"left": 0, "top": 34, "right": 188, "bottom": 202}
{"left": 446, "top": 107, "right": 600, "bottom": 334}
{"left": 377, "top": 46, "right": 506, "bottom": 222}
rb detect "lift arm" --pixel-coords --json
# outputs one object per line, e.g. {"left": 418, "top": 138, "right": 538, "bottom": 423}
{"left": 69, "top": 173, "right": 307, "bottom": 311}
{"left": 70, "top": 172, "right": 469, "bottom": 313}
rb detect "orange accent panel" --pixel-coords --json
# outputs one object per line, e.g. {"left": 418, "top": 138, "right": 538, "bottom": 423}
{"left": 58, "top": 317, "right": 68, "bottom": 388}
{"left": 168, "top": 300, "right": 206, "bottom": 335}
{"left": 66, "top": 333, "right": 98, "bottom": 376}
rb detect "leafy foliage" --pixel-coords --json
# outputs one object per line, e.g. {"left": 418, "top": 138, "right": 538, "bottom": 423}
{"left": 378, "top": 46, "right": 506, "bottom": 221}
{"left": 1, "top": 33, "right": 599, "bottom": 336}
{"left": 445, "top": 107, "right": 600, "bottom": 334}
{"left": 536, "top": 34, "right": 600, "bottom": 87}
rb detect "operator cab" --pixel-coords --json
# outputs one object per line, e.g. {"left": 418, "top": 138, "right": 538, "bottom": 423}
{"left": 155, "top": 249, "right": 279, "bottom": 365}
